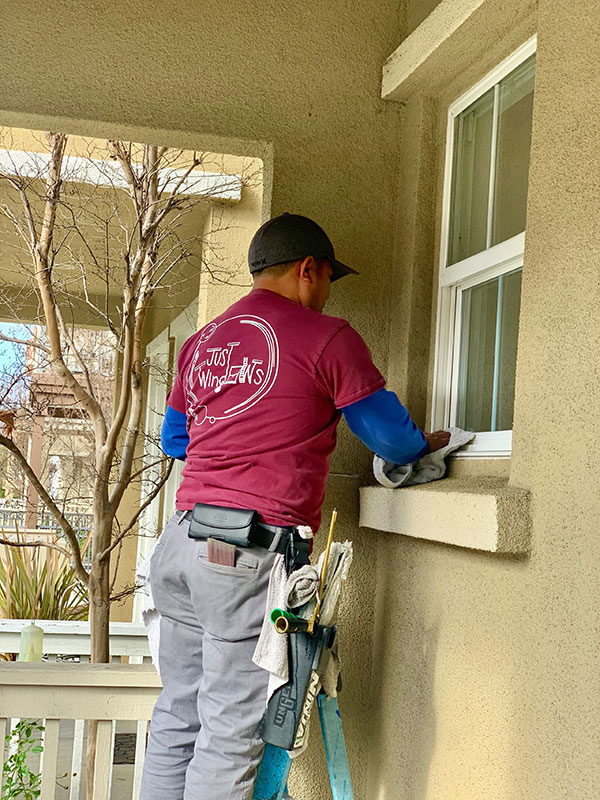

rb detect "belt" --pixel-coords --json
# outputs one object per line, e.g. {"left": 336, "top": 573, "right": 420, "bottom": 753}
{"left": 178, "top": 509, "right": 305, "bottom": 556}
{"left": 252, "top": 522, "right": 307, "bottom": 555}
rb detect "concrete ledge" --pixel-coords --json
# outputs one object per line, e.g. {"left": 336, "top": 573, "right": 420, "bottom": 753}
{"left": 359, "top": 478, "right": 531, "bottom": 553}
{"left": 381, "top": 0, "right": 537, "bottom": 102}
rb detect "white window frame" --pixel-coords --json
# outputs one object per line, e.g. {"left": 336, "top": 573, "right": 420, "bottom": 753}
{"left": 132, "top": 300, "right": 198, "bottom": 623}
{"left": 432, "top": 35, "right": 537, "bottom": 458}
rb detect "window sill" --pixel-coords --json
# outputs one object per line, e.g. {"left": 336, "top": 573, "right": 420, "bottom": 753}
{"left": 359, "top": 477, "right": 530, "bottom": 553}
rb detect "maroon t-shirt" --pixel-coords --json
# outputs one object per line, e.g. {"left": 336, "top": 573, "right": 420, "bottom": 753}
{"left": 167, "top": 288, "right": 385, "bottom": 531}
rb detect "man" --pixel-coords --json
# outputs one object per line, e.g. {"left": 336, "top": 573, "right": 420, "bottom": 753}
{"left": 140, "top": 213, "right": 449, "bottom": 800}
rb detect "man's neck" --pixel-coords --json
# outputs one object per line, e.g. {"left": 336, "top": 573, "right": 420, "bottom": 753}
{"left": 252, "top": 280, "right": 302, "bottom": 306}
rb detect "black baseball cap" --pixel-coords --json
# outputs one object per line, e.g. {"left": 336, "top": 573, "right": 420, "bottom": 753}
{"left": 248, "top": 213, "right": 359, "bottom": 282}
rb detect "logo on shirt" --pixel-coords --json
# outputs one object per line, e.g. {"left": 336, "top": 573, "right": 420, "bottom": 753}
{"left": 185, "top": 315, "right": 279, "bottom": 426}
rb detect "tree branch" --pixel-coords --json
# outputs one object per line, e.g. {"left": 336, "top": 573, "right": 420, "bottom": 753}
{"left": 126, "top": 455, "right": 167, "bottom": 485}
{"left": 107, "top": 270, "right": 153, "bottom": 512}
{"left": 29, "top": 133, "right": 108, "bottom": 450}
{"left": 0, "top": 535, "right": 71, "bottom": 559}
{"left": 0, "top": 332, "right": 49, "bottom": 353}
{"left": 107, "top": 140, "right": 141, "bottom": 213}
{"left": 109, "top": 582, "right": 139, "bottom": 604}
{"left": 0, "top": 433, "right": 89, "bottom": 584}
{"left": 100, "top": 457, "right": 173, "bottom": 562}
{"left": 54, "top": 302, "right": 99, "bottom": 407}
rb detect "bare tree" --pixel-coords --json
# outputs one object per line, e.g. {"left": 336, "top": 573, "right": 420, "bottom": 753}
{"left": 0, "top": 130, "right": 253, "bottom": 655}
{"left": 0, "top": 131, "right": 256, "bottom": 795}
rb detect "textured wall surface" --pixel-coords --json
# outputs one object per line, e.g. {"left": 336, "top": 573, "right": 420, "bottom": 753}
{"left": 367, "top": 1, "right": 600, "bottom": 799}
{"left": 1, "top": 0, "right": 598, "bottom": 798}
{"left": 0, "top": 2, "right": 405, "bottom": 798}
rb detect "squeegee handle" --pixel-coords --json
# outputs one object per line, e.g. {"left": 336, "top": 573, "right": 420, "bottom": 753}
{"left": 308, "top": 508, "right": 337, "bottom": 633}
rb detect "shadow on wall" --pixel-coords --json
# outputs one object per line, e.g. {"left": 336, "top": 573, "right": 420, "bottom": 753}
{"left": 367, "top": 532, "right": 438, "bottom": 800}
{"left": 367, "top": 528, "right": 535, "bottom": 800}
{"left": 288, "top": 480, "right": 380, "bottom": 800}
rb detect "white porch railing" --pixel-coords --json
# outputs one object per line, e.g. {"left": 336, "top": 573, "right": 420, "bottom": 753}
{"left": 0, "top": 662, "right": 161, "bottom": 800}
{"left": 0, "top": 619, "right": 151, "bottom": 662}
{"left": 0, "top": 498, "right": 93, "bottom": 538}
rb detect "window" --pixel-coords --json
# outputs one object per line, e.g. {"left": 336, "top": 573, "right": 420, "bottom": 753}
{"left": 433, "top": 37, "right": 536, "bottom": 457}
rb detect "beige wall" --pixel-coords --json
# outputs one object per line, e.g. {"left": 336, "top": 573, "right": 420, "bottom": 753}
{"left": 1, "top": 1, "right": 598, "bottom": 798}
{"left": 368, "top": 2, "right": 599, "bottom": 799}
{"left": 0, "top": 5, "right": 405, "bottom": 795}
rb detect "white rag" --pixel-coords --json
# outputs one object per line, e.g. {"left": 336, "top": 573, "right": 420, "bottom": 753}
{"left": 252, "top": 540, "right": 353, "bottom": 701}
{"left": 252, "top": 539, "right": 353, "bottom": 757}
{"left": 373, "top": 426, "right": 475, "bottom": 488}
{"left": 135, "top": 540, "right": 162, "bottom": 673}
{"left": 252, "top": 553, "right": 290, "bottom": 699}
{"left": 292, "top": 541, "right": 353, "bottom": 700}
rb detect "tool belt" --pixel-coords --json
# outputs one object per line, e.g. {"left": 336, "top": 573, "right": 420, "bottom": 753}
{"left": 185, "top": 502, "right": 310, "bottom": 570}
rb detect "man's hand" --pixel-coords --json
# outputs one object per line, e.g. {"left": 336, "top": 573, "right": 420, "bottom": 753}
{"left": 425, "top": 430, "right": 451, "bottom": 452}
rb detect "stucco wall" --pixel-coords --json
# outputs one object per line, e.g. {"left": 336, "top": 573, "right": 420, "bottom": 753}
{"left": 1, "top": 1, "right": 598, "bottom": 798}
{"left": 367, "top": 1, "right": 599, "bottom": 799}
{"left": 0, "top": 2, "right": 406, "bottom": 797}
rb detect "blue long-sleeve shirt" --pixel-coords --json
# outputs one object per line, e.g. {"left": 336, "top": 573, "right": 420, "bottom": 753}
{"left": 342, "top": 388, "right": 428, "bottom": 464}
{"left": 161, "top": 387, "right": 428, "bottom": 465}
{"left": 161, "top": 405, "right": 190, "bottom": 461}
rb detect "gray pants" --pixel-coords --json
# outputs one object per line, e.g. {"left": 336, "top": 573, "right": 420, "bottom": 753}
{"left": 140, "top": 511, "right": 275, "bottom": 800}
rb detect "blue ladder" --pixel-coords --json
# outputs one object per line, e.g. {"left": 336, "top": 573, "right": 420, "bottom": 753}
{"left": 253, "top": 694, "right": 354, "bottom": 800}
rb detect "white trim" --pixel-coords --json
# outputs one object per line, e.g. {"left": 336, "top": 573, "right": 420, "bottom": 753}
{"left": 160, "top": 300, "right": 198, "bottom": 527}
{"left": 447, "top": 36, "right": 537, "bottom": 119}
{"left": 0, "top": 619, "right": 150, "bottom": 658}
{"left": 441, "top": 233, "right": 525, "bottom": 287}
{"left": 486, "top": 83, "right": 501, "bottom": 250}
{"left": 448, "top": 287, "right": 464, "bottom": 427}
{"left": 132, "top": 328, "right": 170, "bottom": 624}
{"left": 431, "top": 286, "right": 456, "bottom": 433}
{"left": 0, "top": 149, "right": 242, "bottom": 200}
{"left": 432, "top": 40, "right": 536, "bottom": 455}
{"left": 490, "top": 274, "right": 504, "bottom": 430}
{"left": 446, "top": 267, "right": 523, "bottom": 451}
{"left": 451, "top": 430, "right": 513, "bottom": 458}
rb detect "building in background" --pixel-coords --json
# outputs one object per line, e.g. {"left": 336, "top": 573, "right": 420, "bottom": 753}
{"left": 0, "top": 326, "right": 115, "bottom": 537}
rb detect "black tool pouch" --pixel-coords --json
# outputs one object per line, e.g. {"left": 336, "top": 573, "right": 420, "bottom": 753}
{"left": 284, "top": 537, "right": 311, "bottom": 575}
{"left": 188, "top": 502, "right": 256, "bottom": 547}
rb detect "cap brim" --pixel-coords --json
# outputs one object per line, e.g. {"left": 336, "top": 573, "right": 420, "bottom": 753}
{"left": 330, "top": 259, "right": 359, "bottom": 282}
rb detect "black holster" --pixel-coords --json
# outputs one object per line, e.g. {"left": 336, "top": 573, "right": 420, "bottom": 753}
{"left": 187, "top": 502, "right": 256, "bottom": 547}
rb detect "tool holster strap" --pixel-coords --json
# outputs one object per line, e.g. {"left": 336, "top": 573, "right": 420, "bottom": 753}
{"left": 183, "top": 503, "right": 309, "bottom": 563}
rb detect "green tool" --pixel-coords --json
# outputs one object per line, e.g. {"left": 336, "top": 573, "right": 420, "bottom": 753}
{"left": 270, "top": 608, "right": 309, "bottom": 634}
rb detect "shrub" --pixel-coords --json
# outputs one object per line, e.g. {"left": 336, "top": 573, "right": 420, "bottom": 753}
{"left": 0, "top": 531, "right": 89, "bottom": 621}
{"left": 2, "top": 720, "right": 45, "bottom": 800}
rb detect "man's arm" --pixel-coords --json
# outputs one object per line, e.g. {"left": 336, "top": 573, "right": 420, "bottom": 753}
{"left": 161, "top": 405, "right": 189, "bottom": 461}
{"left": 342, "top": 388, "right": 449, "bottom": 464}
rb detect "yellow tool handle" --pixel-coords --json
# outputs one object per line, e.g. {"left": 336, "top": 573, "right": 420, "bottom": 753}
{"left": 307, "top": 508, "right": 337, "bottom": 634}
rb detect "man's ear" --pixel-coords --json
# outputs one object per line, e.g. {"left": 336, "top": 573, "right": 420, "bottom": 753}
{"left": 297, "top": 256, "right": 317, "bottom": 283}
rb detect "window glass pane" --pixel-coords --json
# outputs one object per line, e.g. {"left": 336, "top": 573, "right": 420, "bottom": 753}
{"left": 491, "top": 55, "right": 536, "bottom": 246}
{"left": 447, "top": 88, "right": 494, "bottom": 266}
{"left": 496, "top": 269, "right": 522, "bottom": 429}
{"left": 456, "top": 268, "right": 522, "bottom": 432}
{"left": 456, "top": 277, "right": 498, "bottom": 431}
